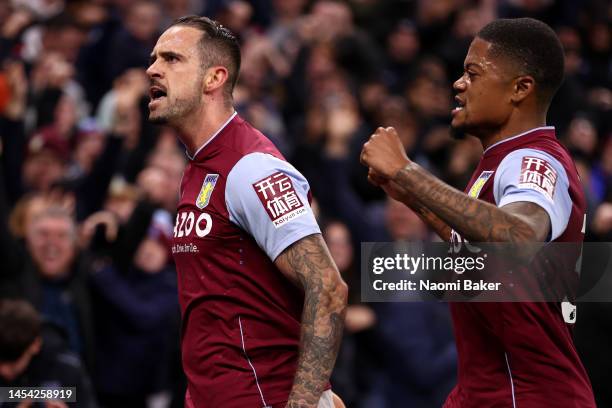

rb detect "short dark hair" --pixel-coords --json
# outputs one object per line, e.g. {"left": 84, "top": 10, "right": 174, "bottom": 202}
{"left": 170, "top": 15, "right": 241, "bottom": 99}
{"left": 0, "top": 300, "right": 42, "bottom": 362}
{"left": 477, "top": 18, "right": 565, "bottom": 105}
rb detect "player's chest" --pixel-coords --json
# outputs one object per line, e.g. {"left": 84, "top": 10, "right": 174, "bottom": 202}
{"left": 172, "top": 167, "right": 235, "bottom": 244}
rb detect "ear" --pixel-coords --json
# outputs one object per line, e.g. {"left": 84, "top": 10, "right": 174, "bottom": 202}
{"left": 203, "top": 66, "right": 229, "bottom": 94}
{"left": 510, "top": 75, "right": 535, "bottom": 104}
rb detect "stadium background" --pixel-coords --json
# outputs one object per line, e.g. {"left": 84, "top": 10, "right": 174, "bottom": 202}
{"left": 0, "top": 0, "right": 610, "bottom": 407}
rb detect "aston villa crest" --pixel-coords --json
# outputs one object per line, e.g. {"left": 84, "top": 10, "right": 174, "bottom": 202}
{"left": 196, "top": 174, "right": 219, "bottom": 209}
{"left": 468, "top": 171, "right": 493, "bottom": 198}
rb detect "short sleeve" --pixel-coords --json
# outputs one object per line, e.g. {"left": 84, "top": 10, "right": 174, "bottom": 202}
{"left": 493, "top": 148, "right": 572, "bottom": 241}
{"left": 225, "top": 152, "right": 321, "bottom": 260}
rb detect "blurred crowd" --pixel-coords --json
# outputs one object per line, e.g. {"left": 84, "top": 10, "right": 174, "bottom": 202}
{"left": 0, "top": 0, "right": 610, "bottom": 407}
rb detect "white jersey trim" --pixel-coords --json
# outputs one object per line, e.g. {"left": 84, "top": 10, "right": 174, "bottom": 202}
{"left": 186, "top": 111, "right": 238, "bottom": 160}
{"left": 505, "top": 352, "right": 517, "bottom": 408}
{"left": 484, "top": 126, "right": 555, "bottom": 155}
{"left": 238, "top": 316, "right": 270, "bottom": 408}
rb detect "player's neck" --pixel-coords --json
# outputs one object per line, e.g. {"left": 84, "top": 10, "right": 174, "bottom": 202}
{"left": 177, "top": 103, "right": 235, "bottom": 157}
{"left": 480, "top": 110, "right": 548, "bottom": 151}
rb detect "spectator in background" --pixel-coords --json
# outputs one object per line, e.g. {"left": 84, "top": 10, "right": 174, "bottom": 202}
{"left": 365, "top": 201, "right": 456, "bottom": 408}
{"left": 384, "top": 20, "right": 420, "bottom": 92}
{"left": 215, "top": 0, "right": 254, "bottom": 40}
{"left": 22, "top": 129, "right": 70, "bottom": 193}
{"left": 437, "top": 5, "right": 490, "bottom": 82}
{"left": 89, "top": 210, "right": 178, "bottom": 408}
{"left": 0, "top": 298, "right": 96, "bottom": 407}
{"left": 68, "top": 119, "right": 108, "bottom": 180}
{"left": 0, "top": 204, "right": 96, "bottom": 371}
{"left": 0, "top": 0, "right": 610, "bottom": 406}
{"left": 106, "top": 1, "right": 161, "bottom": 83}
{"left": 548, "top": 26, "right": 588, "bottom": 136}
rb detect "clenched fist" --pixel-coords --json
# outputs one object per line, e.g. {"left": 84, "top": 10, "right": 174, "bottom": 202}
{"left": 360, "top": 127, "right": 411, "bottom": 179}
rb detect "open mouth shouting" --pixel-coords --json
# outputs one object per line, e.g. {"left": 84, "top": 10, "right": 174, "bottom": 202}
{"left": 452, "top": 96, "right": 466, "bottom": 115}
{"left": 149, "top": 84, "right": 167, "bottom": 108}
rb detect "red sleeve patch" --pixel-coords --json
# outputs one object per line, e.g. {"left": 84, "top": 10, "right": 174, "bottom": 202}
{"left": 518, "top": 156, "right": 558, "bottom": 202}
{"left": 252, "top": 172, "right": 307, "bottom": 228}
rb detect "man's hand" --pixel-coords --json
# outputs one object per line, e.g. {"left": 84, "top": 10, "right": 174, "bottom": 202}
{"left": 360, "top": 127, "right": 410, "bottom": 179}
{"left": 1, "top": 9, "right": 33, "bottom": 39}
{"left": 368, "top": 168, "right": 411, "bottom": 203}
{"left": 80, "top": 210, "right": 119, "bottom": 248}
{"left": 275, "top": 234, "right": 348, "bottom": 408}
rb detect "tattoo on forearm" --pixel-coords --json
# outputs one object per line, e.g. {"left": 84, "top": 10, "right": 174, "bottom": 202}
{"left": 395, "top": 164, "right": 537, "bottom": 243}
{"left": 411, "top": 200, "right": 452, "bottom": 241}
{"left": 276, "top": 234, "right": 347, "bottom": 407}
{"left": 388, "top": 180, "right": 452, "bottom": 241}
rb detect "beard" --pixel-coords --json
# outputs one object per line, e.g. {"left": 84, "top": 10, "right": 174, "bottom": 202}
{"left": 149, "top": 93, "right": 201, "bottom": 124}
{"left": 148, "top": 76, "right": 204, "bottom": 125}
{"left": 149, "top": 111, "right": 168, "bottom": 124}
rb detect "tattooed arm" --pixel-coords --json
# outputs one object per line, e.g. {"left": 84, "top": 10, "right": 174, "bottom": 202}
{"left": 361, "top": 127, "right": 550, "bottom": 243}
{"left": 393, "top": 163, "right": 550, "bottom": 242}
{"left": 275, "top": 233, "right": 348, "bottom": 408}
{"left": 368, "top": 170, "right": 451, "bottom": 241}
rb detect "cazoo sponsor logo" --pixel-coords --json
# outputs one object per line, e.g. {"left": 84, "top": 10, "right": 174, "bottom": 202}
{"left": 174, "top": 211, "right": 212, "bottom": 238}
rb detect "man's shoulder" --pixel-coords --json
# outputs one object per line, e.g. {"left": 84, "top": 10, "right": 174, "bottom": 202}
{"left": 222, "top": 115, "right": 285, "bottom": 161}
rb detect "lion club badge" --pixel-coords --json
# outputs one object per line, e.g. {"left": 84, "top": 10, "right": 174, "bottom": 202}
{"left": 196, "top": 174, "right": 219, "bottom": 209}
{"left": 468, "top": 171, "right": 494, "bottom": 198}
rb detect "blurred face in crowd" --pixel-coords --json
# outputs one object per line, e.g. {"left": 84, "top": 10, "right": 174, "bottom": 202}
{"left": 311, "top": 0, "right": 352, "bottom": 37}
{"left": 454, "top": 8, "right": 483, "bottom": 39}
{"left": 134, "top": 238, "right": 168, "bottom": 273}
{"left": 0, "top": 338, "right": 41, "bottom": 382}
{"left": 9, "top": 194, "right": 48, "bottom": 239}
{"left": 388, "top": 23, "right": 419, "bottom": 63}
{"left": 138, "top": 152, "right": 185, "bottom": 210}
{"left": 23, "top": 151, "right": 65, "bottom": 192}
{"left": 407, "top": 66, "right": 450, "bottom": 119}
{"left": 385, "top": 198, "right": 427, "bottom": 241}
{"left": 74, "top": 131, "right": 106, "bottom": 173}
{"left": 218, "top": 1, "right": 253, "bottom": 35}
{"left": 26, "top": 213, "right": 77, "bottom": 279}
{"left": 147, "top": 26, "right": 206, "bottom": 125}
{"left": 54, "top": 94, "right": 78, "bottom": 136}
{"left": 42, "top": 25, "right": 85, "bottom": 63}
{"left": 451, "top": 37, "right": 515, "bottom": 137}
{"left": 558, "top": 27, "right": 582, "bottom": 75}
{"left": 567, "top": 117, "right": 597, "bottom": 157}
{"left": 324, "top": 222, "right": 353, "bottom": 274}
{"left": 272, "top": 0, "right": 307, "bottom": 19}
{"left": 127, "top": 1, "right": 161, "bottom": 41}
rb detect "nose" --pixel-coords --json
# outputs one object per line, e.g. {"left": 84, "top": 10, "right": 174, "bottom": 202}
{"left": 453, "top": 74, "right": 466, "bottom": 92}
{"left": 146, "top": 59, "right": 161, "bottom": 79}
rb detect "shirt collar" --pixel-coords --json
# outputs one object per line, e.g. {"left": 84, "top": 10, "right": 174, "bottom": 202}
{"left": 185, "top": 111, "right": 237, "bottom": 161}
{"left": 483, "top": 126, "right": 555, "bottom": 155}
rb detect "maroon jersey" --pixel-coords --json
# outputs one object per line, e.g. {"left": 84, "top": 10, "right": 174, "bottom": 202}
{"left": 173, "top": 113, "right": 322, "bottom": 407}
{"left": 444, "top": 127, "right": 595, "bottom": 407}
